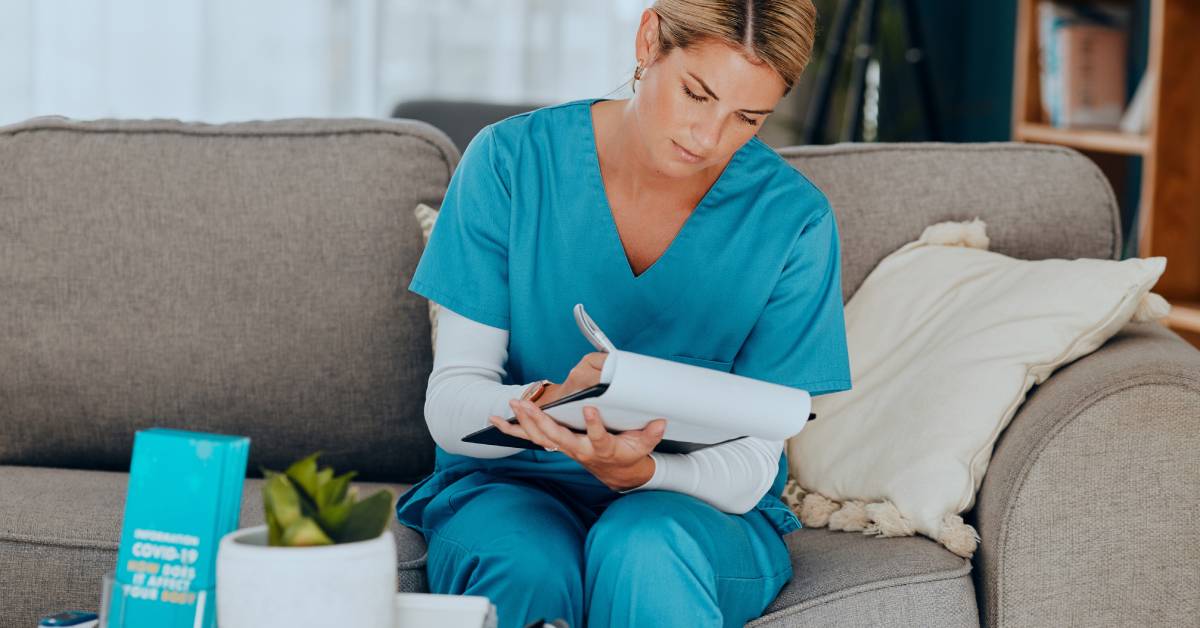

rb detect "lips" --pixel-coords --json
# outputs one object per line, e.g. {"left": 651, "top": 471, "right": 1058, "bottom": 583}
{"left": 672, "top": 140, "right": 704, "bottom": 163}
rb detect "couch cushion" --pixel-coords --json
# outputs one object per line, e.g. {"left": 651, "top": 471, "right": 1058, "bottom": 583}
{"left": 748, "top": 527, "right": 978, "bottom": 627}
{"left": 0, "top": 117, "right": 459, "bottom": 483}
{"left": 0, "top": 465, "right": 977, "bottom": 628}
{"left": 0, "top": 465, "right": 425, "bottom": 627}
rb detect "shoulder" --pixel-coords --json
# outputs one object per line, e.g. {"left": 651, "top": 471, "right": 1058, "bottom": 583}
{"left": 465, "top": 98, "right": 591, "bottom": 175}
{"left": 482, "top": 98, "right": 591, "bottom": 150}
{"left": 737, "top": 136, "right": 833, "bottom": 230}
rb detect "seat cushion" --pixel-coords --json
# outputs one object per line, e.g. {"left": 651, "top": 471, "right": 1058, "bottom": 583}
{"left": 1, "top": 466, "right": 978, "bottom": 628}
{"left": 0, "top": 465, "right": 425, "bottom": 627}
{"left": 750, "top": 527, "right": 979, "bottom": 627}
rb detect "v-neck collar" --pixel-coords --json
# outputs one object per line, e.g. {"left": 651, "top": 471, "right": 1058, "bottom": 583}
{"left": 583, "top": 97, "right": 743, "bottom": 283}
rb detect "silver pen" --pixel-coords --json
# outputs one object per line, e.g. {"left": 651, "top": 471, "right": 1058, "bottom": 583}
{"left": 573, "top": 303, "right": 617, "bottom": 354}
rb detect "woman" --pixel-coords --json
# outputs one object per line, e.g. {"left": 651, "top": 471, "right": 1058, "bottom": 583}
{"left": 396, "top": 2, "right": 851, "bottom": 626}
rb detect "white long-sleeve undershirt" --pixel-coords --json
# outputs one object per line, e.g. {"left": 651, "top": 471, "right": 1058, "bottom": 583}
{"left": 423, "top": 304, "right": 782, "bottom": 514}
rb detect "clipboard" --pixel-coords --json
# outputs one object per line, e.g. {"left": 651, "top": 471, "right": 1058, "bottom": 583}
{"left": 461, "top": 382, "right": 817, "bottom": 455}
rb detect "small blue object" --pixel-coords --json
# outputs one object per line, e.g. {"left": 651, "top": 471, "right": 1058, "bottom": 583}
{"left": 108, "top": 428, "right": 250, "bottom": 628}
{"left": 38, "top": 610, "right": 99, "bottom": 626}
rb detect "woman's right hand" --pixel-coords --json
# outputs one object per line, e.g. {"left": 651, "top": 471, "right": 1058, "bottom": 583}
{"left": 537, "top": 352, "right": 607, "bottom": 406}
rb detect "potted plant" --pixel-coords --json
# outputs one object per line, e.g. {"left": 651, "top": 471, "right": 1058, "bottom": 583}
{"left": 216, "top": 452, "right": 397, "bottom": 628}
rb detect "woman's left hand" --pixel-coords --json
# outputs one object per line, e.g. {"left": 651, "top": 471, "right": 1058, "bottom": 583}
{"left": 489, "top": 400, "right": 666, "bottom": 491}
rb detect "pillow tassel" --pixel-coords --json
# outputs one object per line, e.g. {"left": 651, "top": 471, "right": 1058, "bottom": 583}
{"left": 786, "top": 483, "right": 978, "bottom": 559}
{"left": 798, "top": 492, "right": 841, "bottom": 528}
{"left": 1132, "top": 292, "right": 1170, "bottom": 323}
{"left": 862, "top": 501, "right": 916, "bottom": 537}
{"left": 936, "top": 513, "right": 981, "bottom": 559}
{"left": 781, "top": 478, "right": 807, "bottom": 510}
{"left": 917, "top": 218, "right": 990, "bottom": 249}
{"left": 828, "top": 500, "right": 871, "bottom": 532}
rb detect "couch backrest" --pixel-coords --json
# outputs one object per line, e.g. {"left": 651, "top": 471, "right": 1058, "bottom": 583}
{"left": 0, "top": 117, "right": 457, "bottom": 482}
{"left": 779, "top": 142, "right": 1122, "bottom": 302}
{"left": 0, "top": 117, "right": 1120, "bottom": 483}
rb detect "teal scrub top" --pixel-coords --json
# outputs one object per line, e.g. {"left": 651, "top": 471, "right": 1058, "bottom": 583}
{"left": 400, "top": 97, "right": 852, "bottom": 537}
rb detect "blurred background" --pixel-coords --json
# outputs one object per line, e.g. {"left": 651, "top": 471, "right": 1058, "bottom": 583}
{"left": 1, "top": 0, "right": 1030, "bottom": 146}
{"left": 3, "top": 1, "right": 1186, "bottom": 286}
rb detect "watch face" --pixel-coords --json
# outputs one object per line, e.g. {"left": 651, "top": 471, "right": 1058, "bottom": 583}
{"left": 526, "top": 380, "right": 550, "bottom": 401}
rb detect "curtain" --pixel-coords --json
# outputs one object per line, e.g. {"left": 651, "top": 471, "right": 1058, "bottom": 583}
{"left": 0, "top": 0, "right": 650, "bottom": 125}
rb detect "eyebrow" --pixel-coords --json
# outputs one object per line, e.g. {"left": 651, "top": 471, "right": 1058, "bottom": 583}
{"left": 687, "top": 71, "right": 774, "bottom": 114}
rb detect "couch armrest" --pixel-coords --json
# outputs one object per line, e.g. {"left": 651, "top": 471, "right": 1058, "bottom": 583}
{"left": 970, "top": 322, "right": 1200, "bottom": 627}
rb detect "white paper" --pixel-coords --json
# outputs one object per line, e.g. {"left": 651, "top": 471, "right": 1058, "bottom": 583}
{"left": 543, "top": 350, "right": 812, "bottom": 445}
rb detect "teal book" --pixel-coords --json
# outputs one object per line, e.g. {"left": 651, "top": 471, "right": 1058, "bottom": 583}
{"left": 108, "top": 429, "right": 250, "bottom": 628}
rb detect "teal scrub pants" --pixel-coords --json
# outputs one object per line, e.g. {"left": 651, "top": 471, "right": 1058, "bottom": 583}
{"left": 419, "top": 469, "right": 793, "bottom": 628}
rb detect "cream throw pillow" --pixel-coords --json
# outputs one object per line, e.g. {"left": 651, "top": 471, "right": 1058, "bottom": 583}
{"left": 783, "top": 219, "right": 1169, "bottom": 558}
{"left": 414, "top": 203, "right": 440, "bottom": 353}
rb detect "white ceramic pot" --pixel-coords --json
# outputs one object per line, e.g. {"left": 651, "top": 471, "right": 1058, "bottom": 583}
{"left": 216, "top": 525, "right": 396, "bottom": 628}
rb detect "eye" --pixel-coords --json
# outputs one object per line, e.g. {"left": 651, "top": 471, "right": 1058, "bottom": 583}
{"left": 681, "top": 83, "right": 706, "bottom": 102}
{"left": 738, "top": 113, "right": 760, "bottom": 127}
{"left": 682, "top": 83, "right": 760, "bottom": 126}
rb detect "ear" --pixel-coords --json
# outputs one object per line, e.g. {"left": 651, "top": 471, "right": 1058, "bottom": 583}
{"left": 635, "top": 9, "right": 662, "bottom": 65}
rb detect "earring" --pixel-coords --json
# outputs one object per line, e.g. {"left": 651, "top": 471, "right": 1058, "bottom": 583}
{"left": 634, "top": 60, "right": 644, "bottom": 81}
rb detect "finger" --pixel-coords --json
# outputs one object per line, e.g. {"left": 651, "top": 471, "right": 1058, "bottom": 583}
{"left": 490, "top": 415, "right": 531, "bottom": 440}
{"left": 509, "top": 399, "right": 554, "bottom": 448}
{"left": 634, "top": 419, "right": 667, "bottom": 452}
{"left": 583, "top": 406, "right": 613, "bottom": 455}
{"left": 522, "top": 401, "right": 587, "bottom": 453}
{"left": 581, "top": 352, "right": 607, "bottom": 372}
{"left": 489, "top": 415, "right": 531, "bottom": 440}
{"left": 648, "top": 417, "right": 667, "bottom": 446}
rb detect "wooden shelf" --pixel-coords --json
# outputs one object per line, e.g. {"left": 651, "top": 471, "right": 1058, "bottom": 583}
{"left": 1163, "top": 301, "right": 1200, "bottom": 334}
{"left": 1012, "top": 0, "right": 1200, "bottom": 349}
{"left": 1013, "top": 122, "right": 1149, "bottom": 156}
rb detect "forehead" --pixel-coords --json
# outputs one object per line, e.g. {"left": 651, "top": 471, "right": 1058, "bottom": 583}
{"left": 668, "top": 39, "right": 784, "bottom": 101}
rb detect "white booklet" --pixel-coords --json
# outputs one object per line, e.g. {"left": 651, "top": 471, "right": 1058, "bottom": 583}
{"left": 462, "top": 304, "right": 816, "bottom": 454}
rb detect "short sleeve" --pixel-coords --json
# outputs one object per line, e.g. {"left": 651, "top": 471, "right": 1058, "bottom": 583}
{"left": 731, "top": 204, "right": 852, "bottom": 396}
{"left": 408, "top": 125, "right": 511, "bottom": 330}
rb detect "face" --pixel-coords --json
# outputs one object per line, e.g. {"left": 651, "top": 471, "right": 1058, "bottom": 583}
{"left": 632, "top": 9, "right": 788, "bottom": 177}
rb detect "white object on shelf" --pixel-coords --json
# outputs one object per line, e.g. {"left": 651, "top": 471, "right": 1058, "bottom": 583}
{"left": 394, "top": 593, "right": 497, "bottom": 628}
{"left": 1119, "top": 70, "right": 1156, "bottom": 135}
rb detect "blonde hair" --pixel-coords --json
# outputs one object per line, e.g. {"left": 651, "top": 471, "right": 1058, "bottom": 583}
{"left": 647, "top": 0, "right": 818, "bottom": 95}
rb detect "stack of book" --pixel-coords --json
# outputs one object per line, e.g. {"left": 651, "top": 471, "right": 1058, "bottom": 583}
{"left": 1037, "top": 1, "right": 1135, "bottom": 130}
{"left": 108, "top": 429, "right": 250, "bottom": 628}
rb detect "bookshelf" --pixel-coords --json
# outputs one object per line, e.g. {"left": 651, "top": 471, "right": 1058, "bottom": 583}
{"left": 1012, "top": 0, "right": 1200, "bottom": 347}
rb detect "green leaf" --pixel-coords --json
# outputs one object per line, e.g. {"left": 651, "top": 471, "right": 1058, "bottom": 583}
{"left": 334, "top": 489, "right": 395, "bottom": 543}
{"left": 311, "top": 470, "right": 358, "bottom": 535}
{"left": 280, "top": 516, "right": 334, "bottom": 546}
{"left": 320, "top": 470, "right": 357, "bottom": 511}
{"left": 284, "top": 474, "right": 322, "bottom": 521}
{"left": 284, "top": 452, "right": 322, "bottom": 500}
{"left": 265, "top": 508, "right": 283, "bottom": 546}
{"left": 316, "top": 497, "right": 355, "bottom": 537}
{"left": 263, "top": 473, "right": 302, "bottom": 529}
{"left": 314, "top": 467, "right": 334, "bottom": 505}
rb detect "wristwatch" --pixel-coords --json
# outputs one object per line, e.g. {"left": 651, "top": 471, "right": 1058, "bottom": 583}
{"left": 520, "top": 379, "right": 553, "bottom": 403}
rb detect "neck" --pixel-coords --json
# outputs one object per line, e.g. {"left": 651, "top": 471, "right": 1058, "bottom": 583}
{"left": 596, "top": 98, "right": 719, "bottom": 200}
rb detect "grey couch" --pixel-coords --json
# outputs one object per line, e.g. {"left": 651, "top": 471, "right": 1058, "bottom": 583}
{"left": 1, "top": 116, "right": 1196, "bottom": 628}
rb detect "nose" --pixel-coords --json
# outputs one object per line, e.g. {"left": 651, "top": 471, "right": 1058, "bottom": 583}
{"left": 690, "top": 113, "right": 722, "bottom": 154}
